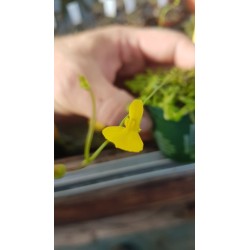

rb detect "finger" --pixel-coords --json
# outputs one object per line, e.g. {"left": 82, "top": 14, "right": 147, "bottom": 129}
{"left": 117, "top": 27, "right": 195, "bottom": 76}
{"left": 59, "top": 64, "right": 153, "bottom": 135}
{"left": 61, "top": 65, "right": 115, "bottom": 118}
{"left": 71, "top": 62, "right": 152, "bottom": 133}
{"left": 95, "top": 84, "right": 153, "bottom": 134}
{"left": 137, "top": 28, "right": 195, "bottom": 68}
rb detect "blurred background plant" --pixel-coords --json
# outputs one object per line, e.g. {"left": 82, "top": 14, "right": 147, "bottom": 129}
{"left": 54, "top": 0, "right": 194, "bottom": 37}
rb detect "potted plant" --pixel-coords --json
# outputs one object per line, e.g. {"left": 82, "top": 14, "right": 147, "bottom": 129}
{"left": 125, "top": 67, "right": 195, "bottom": 162}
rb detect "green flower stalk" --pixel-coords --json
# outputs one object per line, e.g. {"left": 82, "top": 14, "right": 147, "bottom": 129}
{"left": 79, "top": 76, "right": 97, "bottom": 163}
{"left": 79, "top": 76, "right": 110, "bottom": 168}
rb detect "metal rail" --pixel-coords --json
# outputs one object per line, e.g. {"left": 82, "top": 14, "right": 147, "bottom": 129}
{"left": 55, "top": 151, "right": 195, "bottom": 198}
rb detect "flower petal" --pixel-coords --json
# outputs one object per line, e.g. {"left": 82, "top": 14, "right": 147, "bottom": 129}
{"left": 118, "top": 131, "right": 143, "bottom": 152}
{"left": 102, "top": 126, "right": 126, "bottom": 143}
{"left": 102, "top": 126, "right": 143, "bottom": 152}
{"left": 128, "top": 99, "right": 143, "bottom": 121}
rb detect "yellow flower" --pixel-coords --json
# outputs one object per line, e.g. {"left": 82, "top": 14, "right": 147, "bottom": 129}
{"left": 102, "top": 99, "right": 144, "bottom": 152}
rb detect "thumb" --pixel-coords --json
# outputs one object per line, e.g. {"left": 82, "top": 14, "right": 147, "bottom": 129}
{"left": 96, "top": 86, "right": 152, "bottom": 134}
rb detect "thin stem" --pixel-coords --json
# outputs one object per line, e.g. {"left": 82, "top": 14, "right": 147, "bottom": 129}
{"left": 88, "top": 140, "right": 109, "bottom": 162}
{"left": 84, "top": 88, "right": 96, "bottom": 161}
{"left": 142, "top": 81, "right": 167, "bottom": 105}
{"left": 81, "top": 140, "right": 109, "bottom": 167}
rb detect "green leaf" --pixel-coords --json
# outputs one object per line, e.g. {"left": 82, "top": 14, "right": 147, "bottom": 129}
{"left": 125, "top": 67, "right": 195, "bottom": 122}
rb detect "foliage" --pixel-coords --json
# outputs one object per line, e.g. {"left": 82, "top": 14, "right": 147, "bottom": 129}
{"left": 125, "top": 67, "right": 195, "bottom": 122}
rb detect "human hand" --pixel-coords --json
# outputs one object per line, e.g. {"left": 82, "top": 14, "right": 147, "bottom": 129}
{"left": 54, "top": 25, "right": 194, "bottom": 136}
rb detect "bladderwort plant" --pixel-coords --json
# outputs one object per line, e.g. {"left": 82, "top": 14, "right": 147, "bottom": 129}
{"left": 55, "top": 68, "right": 194, "bottom": 179}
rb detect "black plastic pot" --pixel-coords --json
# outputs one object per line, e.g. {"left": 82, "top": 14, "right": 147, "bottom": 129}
{"left": 147, "top": 106, "right": 195, "bottom": 162}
